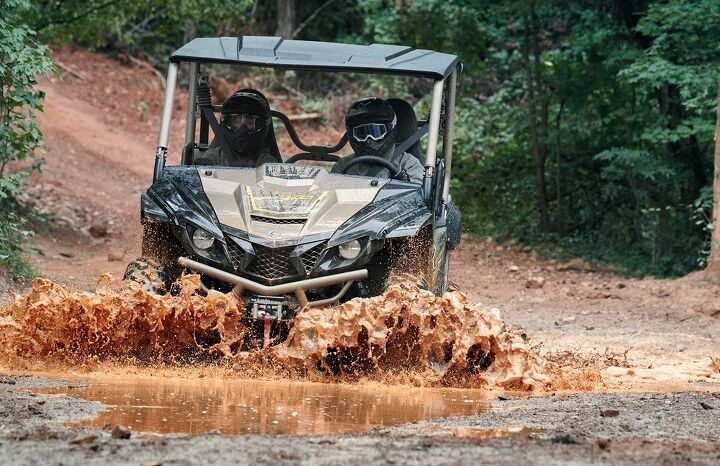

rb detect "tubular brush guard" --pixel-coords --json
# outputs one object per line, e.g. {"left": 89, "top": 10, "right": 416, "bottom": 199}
{"left": 177, "top": 256, "right": 368, "bottom": 307}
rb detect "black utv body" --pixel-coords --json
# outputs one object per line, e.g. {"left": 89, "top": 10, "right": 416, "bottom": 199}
{"left": 126, "top": 36, "right": 462, "bottom": 341}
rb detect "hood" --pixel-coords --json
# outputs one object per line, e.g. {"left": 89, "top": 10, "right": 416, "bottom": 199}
{"left": 198, "top": 164, "right": 387, "bottom": 241}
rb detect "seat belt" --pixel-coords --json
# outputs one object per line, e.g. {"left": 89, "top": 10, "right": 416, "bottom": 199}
{"left": 199, "top": 113, "right": 209, "bottom": 146}
{"left": 361, "top": 123, "right": 430, "bottom": 178}
{"left": 393, "top": 123, "right": 429, "bottom": 158}
{"left": 198, "top": 106, "right": 245, "bottom": 165}
{"left": 196, "top": 77, "right": 237, "bottom": 164}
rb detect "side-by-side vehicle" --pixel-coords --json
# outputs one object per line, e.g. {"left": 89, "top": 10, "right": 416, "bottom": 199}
{"left": 126, "top": 36, "right": 462, "bottom": 344}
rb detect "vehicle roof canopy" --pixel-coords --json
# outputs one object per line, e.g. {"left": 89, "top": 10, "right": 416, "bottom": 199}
{"left": 170, "top": 36, "right": 460, "bottom": 80}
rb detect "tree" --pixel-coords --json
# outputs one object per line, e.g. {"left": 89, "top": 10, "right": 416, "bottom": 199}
{"left": 276, "top": 0, "right": 296, "bottom": 38}
{"left": 522, "top": 0, "right": 550, "bottom": 233}
{"left": 710, "top": 80, "right": 720, "bottom": 271}
{"left": 0, "top": 0, "right": 55, "bottom": 276}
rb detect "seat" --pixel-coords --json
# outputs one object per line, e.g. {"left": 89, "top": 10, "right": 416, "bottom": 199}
{"left": 263, "top": 118, "right": 283, "bottom": 162}
{"left": 388, "top": 98, "right": 424, "bottom": 163}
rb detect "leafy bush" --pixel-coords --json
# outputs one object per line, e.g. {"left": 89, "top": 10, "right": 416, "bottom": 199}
{"left": 0, "top": 0, "right": 55, "bottom": 277}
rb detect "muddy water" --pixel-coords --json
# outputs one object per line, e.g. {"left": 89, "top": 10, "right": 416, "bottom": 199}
{"left": 451, "top": 426, "right": 545, "bottom": 439}
{"left": 41, "top": 376, "right": 489, "bottom": 435}
{"left": 1, "top": 275, "right": 547, "bottom": 389}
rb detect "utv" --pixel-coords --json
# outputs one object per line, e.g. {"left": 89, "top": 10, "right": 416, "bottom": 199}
{"left": 127, "top": 36, "right": 462, "bottom": 340}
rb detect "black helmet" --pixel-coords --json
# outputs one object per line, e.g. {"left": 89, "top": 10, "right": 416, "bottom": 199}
{"left": 345, "top": 97, "right": 397, "bottom": 158}
{"left": 220, "top": 89, "right": 272, "bottom": 153}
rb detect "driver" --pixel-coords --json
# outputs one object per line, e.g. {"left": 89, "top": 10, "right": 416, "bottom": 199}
{"left": 202, "top": 89, "right": 280, "bottom": 167}
{"left": 331, "top": 97, "right": 424, "bottom": 183}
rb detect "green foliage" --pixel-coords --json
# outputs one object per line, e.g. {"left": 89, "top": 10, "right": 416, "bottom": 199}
{"left": 442, "top": 0, "right": 720, "bottom": 276}
{"left": 355, "top": 0, "right": 490, "bottom": 91}
{"left": 1, "top": 0, "right": 54, "bottom": 277}
{"left": 23, "top": 0, "right": 720, "bottom": 277}
{"left": 33, "top": 0, "right": 253, "bottom": 59}
{"left": 0, "top": 209, "right": 36, "bottom": 278}
{"left": 692, "top": 185, "right": 714, "bottom": 268}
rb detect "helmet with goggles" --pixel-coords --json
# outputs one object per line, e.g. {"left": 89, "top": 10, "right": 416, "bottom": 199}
{"left": 220, "top": 89, "right": 272, "bottom": 153}
{"left": 345, "top": 97, "right": 397, "bottom": 158}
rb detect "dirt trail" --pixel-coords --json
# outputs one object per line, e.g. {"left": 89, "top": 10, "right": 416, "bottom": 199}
{"left": 23, "top": 82, "right": 148, "bottom": 287}
{"left": 451, "top": 240, "right": 720, "bottom": 391}
{"left": 1, "top": 47, "right": 719, "bottom": 464}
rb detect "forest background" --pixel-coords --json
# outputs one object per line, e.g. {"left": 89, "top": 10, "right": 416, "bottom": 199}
{"left": 2, "top": 0, "right": 720, "bottom": 277}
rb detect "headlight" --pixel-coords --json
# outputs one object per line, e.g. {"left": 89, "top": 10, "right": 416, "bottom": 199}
{"left": 192, "top": 228, "right": 215, "bottom": 250}
{"left": 338, "top": 239, "right": 361, "bottom": 260}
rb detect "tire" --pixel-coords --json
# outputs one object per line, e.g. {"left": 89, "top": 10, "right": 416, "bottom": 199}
{"left": 124, "top": 257, "right": 170, "bottom": 293}
{"left": 433, "top": 247, "right": 450, "bottom": 295}
{"left": 364, "top": 229, "right": 433, "bottom": 297}
{"left": 446, "top": 201, "right": 462, "bottom": 249}
{"left": 364, "top": 248, "right": 393, "bottom": 297}
{"left": 124, "top": 220, "right": 183, "bottom": 293}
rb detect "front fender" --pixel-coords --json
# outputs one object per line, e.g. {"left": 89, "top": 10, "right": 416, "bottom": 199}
{"left": 328, "top": 181, "right": 432, "bottom": 247}
{"left": 142, "top": 167, "right": 224, "bottom": 240}
{"left": 140, "top": 166, "right": 231, "bottom": 268}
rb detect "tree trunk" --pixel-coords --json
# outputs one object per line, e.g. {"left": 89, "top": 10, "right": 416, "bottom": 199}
{"left": 275, "top": 0, "right": 296, "bottom": 38}
{"left": 523, "top": 1, "right": 549, "bottom": 233}
{"left": 184, "top": 20, "right": 196, "bottom": 44}
{"left": 555, "top": 101, "right": 564, "bottom": 233}
{"left": 709, "top": 80, "right": 720, "bottom": 272}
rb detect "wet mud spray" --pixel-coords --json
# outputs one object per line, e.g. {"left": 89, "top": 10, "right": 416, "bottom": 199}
{"left": 0, "top": 274, "right": 580, "bottom": 391}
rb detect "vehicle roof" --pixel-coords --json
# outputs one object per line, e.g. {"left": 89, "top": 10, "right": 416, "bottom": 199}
{"left": 170, "top": 36, "right": 460, "bottom": 80}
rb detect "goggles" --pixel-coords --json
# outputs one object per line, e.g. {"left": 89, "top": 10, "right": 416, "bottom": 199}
{"left": 351, "top": 121, "right": 396, "bottom": 142}
{"left": 224, "top": 113, "right": 265, "bottom": 131}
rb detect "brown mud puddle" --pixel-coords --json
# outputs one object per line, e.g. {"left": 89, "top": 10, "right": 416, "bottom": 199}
{"left": 452, "top": 426, "right": 545, "bottom": 440}
{"left": 39, "top": 376, "right": 491, "bottom": 435}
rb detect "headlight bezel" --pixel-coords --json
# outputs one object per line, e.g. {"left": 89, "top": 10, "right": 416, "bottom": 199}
{"left": 338, "top": 239, "right": 362, "bottom": 260}
{"left": 192, "top": 227, "right": 216, "bottom": 250}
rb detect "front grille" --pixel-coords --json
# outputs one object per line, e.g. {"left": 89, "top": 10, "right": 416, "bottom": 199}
{"left": 300, "top": 242, "right": 326, "bottom": 275}
{"left": 226, "top": 240, "right": 246, "bottom": 271}
{"left": 251, "top": 215, "right": 306, "bottom": 225}
{"left": 246, "top": 245, "right": 297, "bottom": 281}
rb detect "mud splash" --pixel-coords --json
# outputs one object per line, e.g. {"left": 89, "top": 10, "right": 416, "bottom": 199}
{"left": 1, "top": 275, "right": 547, "bottom": 389}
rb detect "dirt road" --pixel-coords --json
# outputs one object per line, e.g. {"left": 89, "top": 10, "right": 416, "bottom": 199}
{"left": 2, "top": 374, "right": 719, "bottom": 465}
{"left": 1, "top": 48, "right": 719, "bottom": 464}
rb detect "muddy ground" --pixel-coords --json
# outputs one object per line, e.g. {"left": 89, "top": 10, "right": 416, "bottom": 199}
{"left": 2, "top": 375, "right": 719, "bottom": 465}
{"left": 1, "top": 47, "right": 720, "bottom": 464}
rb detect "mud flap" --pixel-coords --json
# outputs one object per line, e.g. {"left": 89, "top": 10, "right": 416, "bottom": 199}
{"left": 430, "top": 226, "right": 449, "bottom": 295}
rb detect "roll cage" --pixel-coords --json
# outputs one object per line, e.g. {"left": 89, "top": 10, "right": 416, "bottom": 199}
{"left": 153, "top": 36, "right": 460, "bottom": 210}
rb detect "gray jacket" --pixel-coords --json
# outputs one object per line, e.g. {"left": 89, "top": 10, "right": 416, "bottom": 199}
{"left": 331, "top": 150, "right": 425, "bottom": 183}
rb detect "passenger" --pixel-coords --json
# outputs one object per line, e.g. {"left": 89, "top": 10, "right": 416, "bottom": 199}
{"left": 202, "top": 89, "right": 280, "bottom": 167}
{"left": 332, "top": 97, "right": 425, "bottom": 183}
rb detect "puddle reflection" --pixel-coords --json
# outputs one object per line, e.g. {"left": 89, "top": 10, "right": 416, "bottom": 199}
{"left": 41, "top": 377, "right": 489, "bottom": 435}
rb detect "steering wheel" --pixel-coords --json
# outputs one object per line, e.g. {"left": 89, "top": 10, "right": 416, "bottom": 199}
{"left": 286, "top": 152, "right": 341, "bottom": 164}
{"left": 337, "top": 156, "right": 401, "bottom": 177}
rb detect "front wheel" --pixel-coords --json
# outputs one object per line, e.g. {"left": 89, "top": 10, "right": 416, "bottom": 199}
{"left": 363, "top": 230, "right": 433, "bottom": 297}
{"left": 434, "top": 247, "right": 451, "bottom": 295}
{"left": 124, "top": 257, "right": 171, "bottom": 293}
{"left": 124, "top": 220, "right": 183, "bottom": 293}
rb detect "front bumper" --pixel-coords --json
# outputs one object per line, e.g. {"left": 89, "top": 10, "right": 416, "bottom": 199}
{"left": 177, "top": 256, "right": 368, "bottom": 307}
